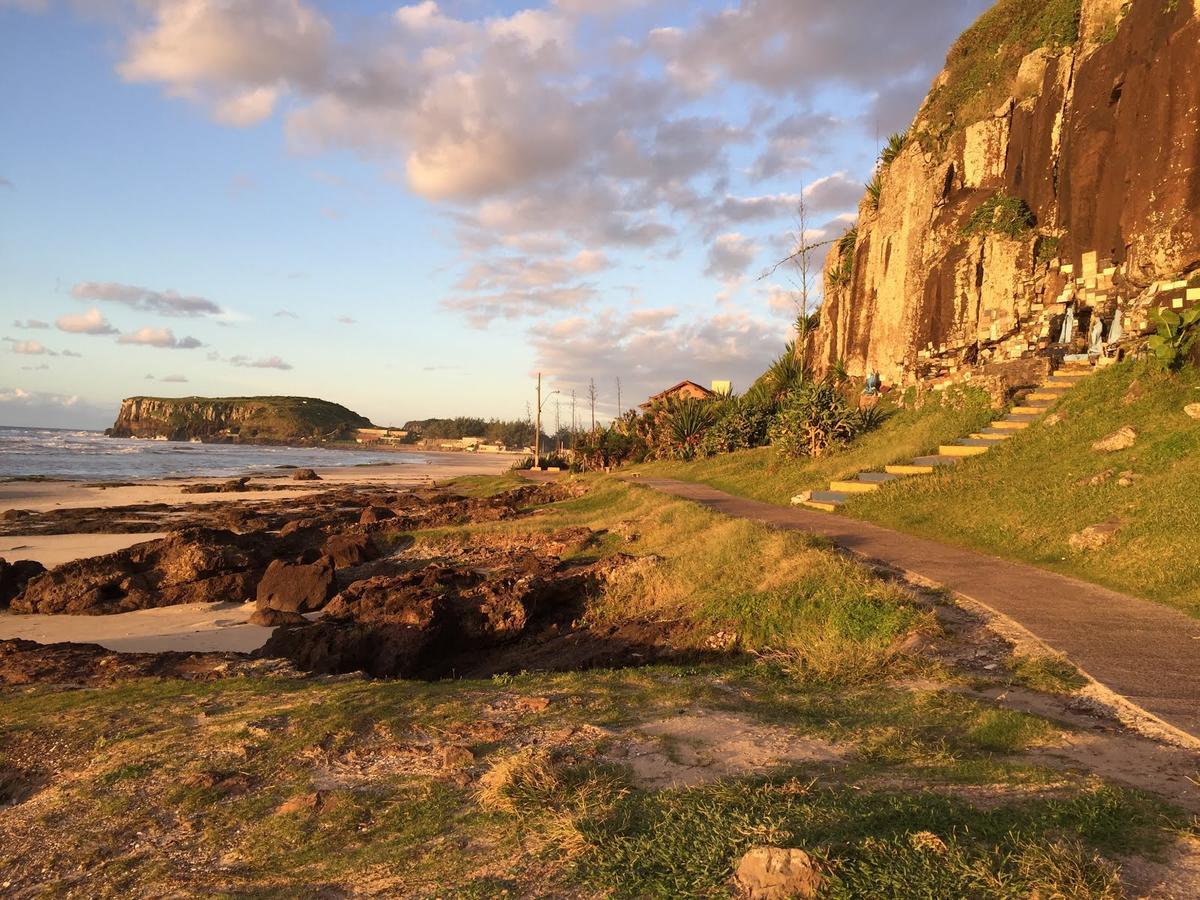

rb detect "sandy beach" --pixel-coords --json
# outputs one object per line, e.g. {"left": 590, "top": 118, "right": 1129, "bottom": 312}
{"left": 0, "top": 450, "right": 516, "bottom": 652}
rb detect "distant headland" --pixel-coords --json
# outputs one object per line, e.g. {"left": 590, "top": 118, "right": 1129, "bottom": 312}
{"left": 106, "top": 396, "right": 374, "bottom": 445}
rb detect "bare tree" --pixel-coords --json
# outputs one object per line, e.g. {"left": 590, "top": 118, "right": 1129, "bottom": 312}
{"left": 588, "top": 378, "right": 597, "bottom": 433}
{"left": 571, "top": 389, "right": 577, "bottom": 437}
{"left": 616, "top": 377, "right": 622, "bottom": 418}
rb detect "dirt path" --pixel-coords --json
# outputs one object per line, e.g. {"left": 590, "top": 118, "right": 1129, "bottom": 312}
{"left": 629, "top": 477, "right": 1200, "bottom": 743}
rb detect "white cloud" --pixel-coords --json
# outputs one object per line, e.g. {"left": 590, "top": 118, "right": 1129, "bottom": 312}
{"left": 4, "top": 338, "right": 55, "bottom": 355}
{"left": 56, "top": 307, "right": 119, "bottom": 335}
{"left": 116, "top": 326, "right": 204, "bottom": 349}
{"left": 230, "top": 354, "right": 293, "bottom": 370}
{"left": 705, "top": 232, "right": 759, "bottom": 283}
{"left": 72, "top": 281, "right": 223, "bottom": 317}
{"left": 12, "top": 319, "right": 49, "bottom": 329}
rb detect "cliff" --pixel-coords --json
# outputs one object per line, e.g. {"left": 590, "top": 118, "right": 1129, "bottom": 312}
{"left": 107, "top": 396, "right": 374, "bottom": 444}
{"left": 813, "top": 0, "right": 1200, "bottom": 385}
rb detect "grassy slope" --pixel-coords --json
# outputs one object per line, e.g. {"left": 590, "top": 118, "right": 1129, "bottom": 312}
{"left": 627, "top": 389, "right": 994, "bottom": 506}
{"left": 2, "top": 478, "right": 1188, "bottom": 896}
{"left": 850, "top": 361, "right": 1200, "bottom": 616}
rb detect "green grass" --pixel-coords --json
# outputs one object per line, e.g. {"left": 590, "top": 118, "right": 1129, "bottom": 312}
{"left": 851, "top": 361, "right": 1200, "bottom": 616}
{"left": 921, "top": 0, "right": 1081, "bottom": 134}
{"left": 3, "top": 665, "right": 1184, "bottom": 897}
{"left": 629, "top": 388, "right": 994, "bottom": 506}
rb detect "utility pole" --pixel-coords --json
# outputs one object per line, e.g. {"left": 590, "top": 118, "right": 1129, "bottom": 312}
{"left": 616, "top": 378, "right": 622, "bottom": 419}
{"left": 554, "top": 399, "right": 562, "bottom": 452}
{"left": 533, "top": 372, "right": 558, "bottom": 469}
{"left": 588, "top": 378, "right": 597, "bottom": 433}
{"left": 571, "top": 389, "right": 577, "bottom": 439}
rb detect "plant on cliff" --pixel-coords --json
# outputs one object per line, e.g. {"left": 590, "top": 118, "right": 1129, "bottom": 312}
{"left": 923, "top": 0, "right": 1082, "bottom": 133}
{"left": 826, "top": 227, "right": 858, "bottom": 291}
{"left": 865, "top": 172, "right": 883, "bottom": 211}
{"left": 879, "top": 130, "right": 908, "bottom": 167}
{"left": 1147, "top": 307, "right": 1200, "bottom": 371}
{"left": 963, "top": 191, "right": 1036, "bottom": 239}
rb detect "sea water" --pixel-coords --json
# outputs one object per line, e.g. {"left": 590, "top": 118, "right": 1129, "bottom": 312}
{"left": 0, "top": 426, "right": 422, "bottom": 481}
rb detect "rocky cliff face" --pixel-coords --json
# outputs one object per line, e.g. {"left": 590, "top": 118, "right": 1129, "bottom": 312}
{"left": 813, "top": 0, "right": 1199, "bottom": 385}
{"left": 108, "top": 396, "right": 373, "bottom": 444}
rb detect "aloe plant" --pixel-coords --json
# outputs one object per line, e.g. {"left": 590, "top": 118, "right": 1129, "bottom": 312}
{"left": 1147, "top": 306, "right": 1200, "bottom": 371}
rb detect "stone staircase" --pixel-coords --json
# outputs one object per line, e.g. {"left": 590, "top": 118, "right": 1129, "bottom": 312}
{"left": 798, "top": 361, "right": 1094, "bottom": 513}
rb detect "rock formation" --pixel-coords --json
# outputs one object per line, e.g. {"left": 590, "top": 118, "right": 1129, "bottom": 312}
{"left": 813, "top": 0, "right": 1199, "bottom": 385}
{"left": 106, "top": 396, "right": 373, "bottom": 444}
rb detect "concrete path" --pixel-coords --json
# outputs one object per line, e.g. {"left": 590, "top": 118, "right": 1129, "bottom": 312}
{"left": 633, "top": 477, "right": 1200, "bottom": 742}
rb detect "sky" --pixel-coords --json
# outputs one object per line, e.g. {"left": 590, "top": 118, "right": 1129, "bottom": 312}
{"left": 0, "top": 0, "right": 990, "bottom": 430}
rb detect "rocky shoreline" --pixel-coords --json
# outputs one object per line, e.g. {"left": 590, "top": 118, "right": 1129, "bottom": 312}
{"left": 0, "top": 477, "right": 701, "bottom": 687}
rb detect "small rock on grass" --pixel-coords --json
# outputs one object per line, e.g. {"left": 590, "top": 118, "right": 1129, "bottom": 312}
{"left": 734, "top": 847, "right": 822, "bottom": 900}
{"left": 1184, "top": 403, "right": 1200, "bottom": 420}
{"left": 1068, "top": 519, "right": 1123, "bottom": 552}
{"left": 1091, "top": 426, "right": 1136, "bottom": 453}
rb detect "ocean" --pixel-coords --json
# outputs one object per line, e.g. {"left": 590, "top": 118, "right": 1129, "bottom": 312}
{"left": 0, "top": 427, "right": 423, "bottom": 481}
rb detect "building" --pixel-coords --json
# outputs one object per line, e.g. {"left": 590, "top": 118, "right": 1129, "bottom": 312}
{"left": 639, "top": 380, "right": 721, "bottom": 410}
{"left": 355, "top": 427, "right": 408, "bottom": 445}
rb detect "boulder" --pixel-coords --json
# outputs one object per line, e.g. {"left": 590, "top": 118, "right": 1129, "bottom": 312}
{"left": 1117, "top": 470, "right": 1143, "bottom": 487}
{"left": 0, "top": 509, "right": 33, "bottom": 523}
{"left": 1043, "top": 411, "right": 1067, "bottom": 427}
{"left": 0, "top": 559, "right": 47, "bottom": 608}
{"left": 1184, "top": 403, "right": 1200, "bottom": 420}
{"left": 322, "top": 532, "right": 376, "bottom": 568}
{"left": 359, "top": 506, "right": 396, "bottom": 525}
{"left": 256, "top": 557, "right": 336, "bottom": 613}
{"left": 734, "top": 847, "right": 822, "bottom": 900}
{"left": 292, "top": 468, "right": 322, "bottom": 481}
{"left": 1092, "top": 426, "right": 1136, "bottom": 453}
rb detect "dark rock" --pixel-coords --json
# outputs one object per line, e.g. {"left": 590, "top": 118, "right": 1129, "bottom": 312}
{"left": 0, "top": 558, "right": 47, "bottom": 608}
{"left": 0, "top": 509, "right": 33, "bottom": 523}
{"left": 256, "top": 557, "right": 336, "bottom": 613}
{"left": 292, "top": 468, "right": 322, "bottom": 481}
{"left": 322, "top": 531, "right": 376, "bottom": 568}
{"left": 13, "top": 529, "right": 266, "bottom": 615}
{"left": 249, "top": 607, "right": 309, "bottom": 627}
{"left": 359, "top": 506, "right": 396, "bottom": 525}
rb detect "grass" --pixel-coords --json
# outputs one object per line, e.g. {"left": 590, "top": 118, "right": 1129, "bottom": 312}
{"left": 851, "top": 361, "right": 1200, "bottom": 616}
{"left": 2, "top": 663, "right": 1185, "bottom": 897}
{"left": 921, "top": 0, "right": 1081, "bottom": 134}
{"left": 629, "top": 387, "right": 995, "bottom": 506}
{"left": 963, "top": 191, "right": 1037, "bottom": 239}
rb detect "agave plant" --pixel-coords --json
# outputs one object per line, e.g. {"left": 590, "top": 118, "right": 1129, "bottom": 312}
{"left": 663, "top": 396, "right": 717, "bottom": 457}
{"left": 865, "top": 172, "right": 883, "bottom": 211}
{"left": 879, "top": 130, "right": 908, "bottom": 167}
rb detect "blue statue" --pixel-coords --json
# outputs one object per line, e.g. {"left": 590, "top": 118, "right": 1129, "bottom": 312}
{"left": 863, "top": 371, "right": 882, "bottom": 395}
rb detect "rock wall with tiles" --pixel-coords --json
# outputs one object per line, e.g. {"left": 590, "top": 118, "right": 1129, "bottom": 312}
{"left": 811, "top": 0, "right": 1200, "bottom": 386}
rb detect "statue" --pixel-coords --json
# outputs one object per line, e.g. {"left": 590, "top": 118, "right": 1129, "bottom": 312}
{"left": 863, "top": 371, "right": 882, "bottom": 396}
{"left": 1107, "top": 308, "right": 1124, "bottom": 344}
{"left": 1057, "top": 304, "right": 1076, "bottom": 344}
{"left": 1088, "top": 314, "right": 1105, "bottom": 355}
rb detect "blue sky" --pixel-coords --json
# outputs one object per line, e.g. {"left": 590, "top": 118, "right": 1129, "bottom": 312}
{"left": 0, "top": 0, "right": 988, "bottom": 429}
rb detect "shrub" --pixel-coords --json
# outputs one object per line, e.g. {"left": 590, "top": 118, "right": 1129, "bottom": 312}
{"left": 1034, "top": 233, "right": 1061, "bottom": 266}
{"left": 1147, "top": 307, "right": 1200, "bottom": 371}
{"left": 865, "top": 172, "right": 883, "bottom": 211}
{"left": 697, "top": 399, "right": 773, "bottom": 457}
{"left": 745, "top": 344, "right": 806, "bottom": 408}
{"left": 826, "top": 227, "right": 858, "bottom": 292}
{"left": 770, "top": 380, "right": 875, "bottom": 459}
{"left": 963, "top": 191, "right": 1036, "bottom": 239}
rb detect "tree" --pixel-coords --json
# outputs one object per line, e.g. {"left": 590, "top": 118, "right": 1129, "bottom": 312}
{"left": 588, "top": 378, "right": 597, "bottom": 433}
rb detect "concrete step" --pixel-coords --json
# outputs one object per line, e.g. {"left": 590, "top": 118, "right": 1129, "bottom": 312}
{"left": 939, "top": 443, "right": 990, "bottom": 457}
{"left": 1043, "top": 377, "right": 1081, "bottom": 387}
{"left": 857, "top": 472, "right": 901, "bottom": 484}
{"left": 1011, "top": 405, "right": 1050, "bottom": 416}
{"left": 885, "top": 464, "right": 936, "bottom": 475}
{"left": 969, "top": 432, "right": 1011, "bottom": 441}
{"left": 803, "top": 490, "right": 850, "bottom": 512}
{"left": 1004, "top": 413, "right": 1041, "bottom": 422}
{"left": 991, "top": 420, "right": 1031, "bottom": 431}
{"left": 910, "top": 455, "right": 961, "bottom": 467}
{"left": 977, "top": 427, "right": 1017, "bottom": 436}
{"left": 830, "top": 479, "right": 880, "bottom": 494}
{"left": 1026, "top": 391, "right": 1065, "bottom": 402}
{"left": 1051, "top": 371, "right": 1089, "bottom": 379}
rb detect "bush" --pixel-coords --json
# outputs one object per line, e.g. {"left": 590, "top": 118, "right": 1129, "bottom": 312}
{"left": 769, "top": 380, "right": 877, "bottom": 458}
{"left": 826, "top": 227, "right": 858, "bottom": 292}
{"left": 865, "top": 172, "right": 883, "bottom": 211}
{"left": 1147, "top": 307, "right": 1200, "bottom": 371}
{"left": 697, "top": 399, "right": 773, "bottom": 457}
{"left": 962, "top": 191, "right": 1036, "bottom": 239}
{"left": 879, "top": 130, "right": 908, "bottom": 167}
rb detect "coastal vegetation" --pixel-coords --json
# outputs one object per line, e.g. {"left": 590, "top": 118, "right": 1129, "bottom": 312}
{"left": 2, "top": 477, "right": 1192, "bottom": 896}
{"left": 107, "top": 396, "right": 373, "bottom": 445}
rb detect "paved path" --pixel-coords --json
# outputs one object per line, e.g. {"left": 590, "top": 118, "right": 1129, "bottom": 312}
{"left": 632, "top": 477, "right": 1200, "bottom": 742}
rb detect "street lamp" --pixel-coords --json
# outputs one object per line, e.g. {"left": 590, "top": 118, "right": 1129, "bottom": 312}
{"left": 534, "top": 372, "right": 559, "bottom": 469}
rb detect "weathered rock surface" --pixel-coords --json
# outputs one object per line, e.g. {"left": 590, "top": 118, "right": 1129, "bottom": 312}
{"left": 292, "top": 468, "right": 321, "bottom": 481}
{"left": 1092, "top": 425, "right": 1137, "bottom": 453}
{"left": 12, "top": 530, "right": 268, "bottom": 615}
{"left": 734, "top": 847, "right": 822, "bottom": 900}
{"left": 255, "top": 556, "right": 336, "bottom": 613}
{"left": 1184, "top": 403, "right": 1200, "bottom": 421}
{"left": 106, "top": 395, "right": 373, "bottom": 444}
{"left": 812, "top": 1, "right": 1199, "bottom": 385}
{"left": 0, "top": 559, "right": 46, "bottom": 608}
{"left": 1069, "top": 519, "right": 1123, "bottom": 552}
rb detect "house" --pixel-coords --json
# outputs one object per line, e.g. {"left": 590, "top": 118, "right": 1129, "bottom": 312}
{"left": 639, "top": 380, "right": 719, "bottom": 410}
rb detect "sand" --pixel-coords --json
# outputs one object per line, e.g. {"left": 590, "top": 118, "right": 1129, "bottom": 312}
{"left": 0, "top": 602, "right": 284, "bottom": 653}
{"left": 0, "top": 450, "right": 515, "bottom": 653}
